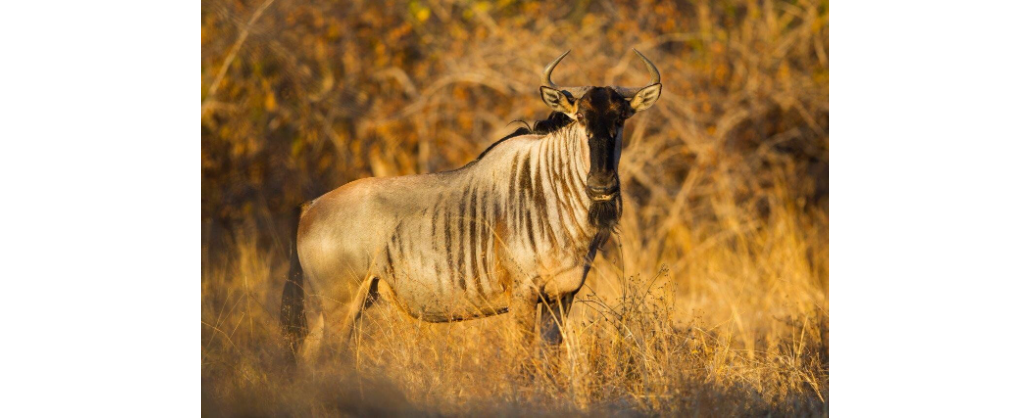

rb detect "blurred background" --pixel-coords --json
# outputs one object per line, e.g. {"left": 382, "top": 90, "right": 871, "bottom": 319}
{"left": 202, "top": 0, "right": 828, "bottom": 414}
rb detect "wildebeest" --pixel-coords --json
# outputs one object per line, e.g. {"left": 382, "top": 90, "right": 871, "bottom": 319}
{"left": 281, "top": 50, "right": 662, "bottom": 362}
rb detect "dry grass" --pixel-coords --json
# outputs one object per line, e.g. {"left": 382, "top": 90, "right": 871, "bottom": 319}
{"left": 202, "top": 0, "right": 829, "bottom": 415}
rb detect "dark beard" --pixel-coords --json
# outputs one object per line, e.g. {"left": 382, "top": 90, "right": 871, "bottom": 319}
{"left": 588, "top": 193, "right": 622, "bottom": 233}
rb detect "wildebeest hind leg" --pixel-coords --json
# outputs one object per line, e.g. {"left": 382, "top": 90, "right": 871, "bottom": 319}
{"left": 296, "top": 310, "right": 325, "bottom": 365}
{"left": 337, "top": 275, "right": 380, "bottom": 344}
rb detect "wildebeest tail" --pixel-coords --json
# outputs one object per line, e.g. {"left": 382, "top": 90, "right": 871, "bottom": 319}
{"left": 280, "top": 204, "right": 308, "bottom": 357}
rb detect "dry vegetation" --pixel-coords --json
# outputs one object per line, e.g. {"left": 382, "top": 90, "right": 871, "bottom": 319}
{"left": 201, "top": 0, "right": 829, "bottom": 415}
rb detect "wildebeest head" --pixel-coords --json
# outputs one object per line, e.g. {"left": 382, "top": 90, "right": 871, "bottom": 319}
{"left": 538, "top": 50, "right": 662, "bottom": 230}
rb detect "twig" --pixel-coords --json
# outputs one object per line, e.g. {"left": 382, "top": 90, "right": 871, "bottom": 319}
{"left": 201, "top": 320, "right": 240, "bottom": 351}
{"left": 204, "top": 293, "right": 244, "bottom": 352}
{"left": 202, "top": 0, "right": 277, "bottom": 110}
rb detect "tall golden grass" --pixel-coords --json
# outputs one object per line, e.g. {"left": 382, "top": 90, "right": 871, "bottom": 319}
{"left": 202, "top": 0, "right": 828, "bottom": 415}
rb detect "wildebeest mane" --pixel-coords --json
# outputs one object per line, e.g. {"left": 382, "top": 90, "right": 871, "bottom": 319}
{"left": 475, "top": 112, "right": 574, "bottom": 161}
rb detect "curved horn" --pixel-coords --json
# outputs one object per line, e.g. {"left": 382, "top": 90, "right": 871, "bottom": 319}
{"left": 613, "top": 49, "right": 661, "bottom": 97}
{"left": 541, "top": 50, "right": 570, "bottom": 88}
{"left": 541, "top": 51, "right": 591, "bottom": 98}
{"left": 634, "top": 48, "right": 660, "bottom": 85}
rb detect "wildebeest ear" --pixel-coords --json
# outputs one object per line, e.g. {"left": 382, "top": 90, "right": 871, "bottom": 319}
{"left": 629, "top": 83, "right": 662, "bottom": 111}
{"left": 540, "top": 86, "right": 576, "bottom": 115}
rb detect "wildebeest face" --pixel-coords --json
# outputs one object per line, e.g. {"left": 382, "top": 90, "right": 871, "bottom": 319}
{"left": 536, "top": 49, "right": 662, "bottom": 230}
{"left": 538, "top": 50, "right": 662, "bottom": 203}
{"left": 540, "top": 84, "right": 662, "bottom": 202}
{"left": 576, "top": 87, "right": 630, "bottom": 201}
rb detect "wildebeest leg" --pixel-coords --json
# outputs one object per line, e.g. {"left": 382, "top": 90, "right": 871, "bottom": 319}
{"left": 540, "top": 292, "right": 576, "bottom": 346}
{"left": 510, "top": 284, "right": 540, "bottom": 377}
{"left": 337, "top": 275, "right": 380, "bottom": 344}
{"left": 296, "top": 310, "right": 325, "bottom": 366}
{"left": 510, "top": 284, "right": 540, "bottom": 352}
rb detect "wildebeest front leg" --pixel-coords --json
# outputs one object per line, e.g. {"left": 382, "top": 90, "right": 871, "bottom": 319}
{"left": 508, "top": 290, "right": 535, "bottom": 345}
{"left": 509, "top": 284, "right": 542, "bottom": 378}
{"left": 506, "top": 280, "right": 547, "bottom": 350}
{"left": 540, "top": 292, "right": 576, "bottom": 346}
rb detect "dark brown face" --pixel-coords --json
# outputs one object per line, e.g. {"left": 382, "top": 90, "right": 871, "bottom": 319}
{"left": 573, "top": 87, "right": 633, "bottom": 202}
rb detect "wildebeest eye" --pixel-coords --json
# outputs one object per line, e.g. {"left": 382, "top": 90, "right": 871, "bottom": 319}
{"left": 575, "top": 112, "right": 585, "bottom": 122}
